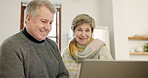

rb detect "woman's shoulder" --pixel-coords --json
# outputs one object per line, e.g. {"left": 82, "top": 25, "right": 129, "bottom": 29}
{"left": 61, "top": 46, "right": 69, "bottom": 56}
{"left": 99, "top": 46, "right": 109, "bottom": 51}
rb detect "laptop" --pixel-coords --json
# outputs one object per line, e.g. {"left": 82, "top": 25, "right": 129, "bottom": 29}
{"left": 78, "top": 59, "right": 148, "bottom": 78}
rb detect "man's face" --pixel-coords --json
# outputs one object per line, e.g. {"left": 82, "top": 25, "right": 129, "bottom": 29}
{"left": 26, "top": 5, "right": 54, "bottom": 41}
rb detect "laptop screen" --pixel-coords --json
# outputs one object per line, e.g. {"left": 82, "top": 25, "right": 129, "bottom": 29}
{"left": 78, "top": 59, "right": 148, "bottom": 78}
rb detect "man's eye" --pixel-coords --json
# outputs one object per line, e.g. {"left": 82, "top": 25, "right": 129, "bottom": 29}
{"left": 42, "top": 20, "right": 46, "bottom": 23}
{"left": 41, "top": 19, "right": 47, "bottom": 23}
{"left": 49, "top": 22, "right": 53, "bottom": 24}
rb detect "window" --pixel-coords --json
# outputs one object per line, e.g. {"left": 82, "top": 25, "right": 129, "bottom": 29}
{"left": 20, "top": 2, "right": 62, "bottom": 50}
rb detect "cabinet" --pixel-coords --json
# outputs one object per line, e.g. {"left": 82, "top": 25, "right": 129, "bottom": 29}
{"left": 128, "top": 37, "right": 148, "bottom": 55}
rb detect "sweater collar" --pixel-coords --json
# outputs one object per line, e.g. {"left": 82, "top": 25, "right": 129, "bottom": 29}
{"left": 22, "top": 28, "right": 45, "bottom": 43}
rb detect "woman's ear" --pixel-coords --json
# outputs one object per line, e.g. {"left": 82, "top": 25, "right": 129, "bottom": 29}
{"left": 73, "top": 31, "right": 75, "bottom": 37}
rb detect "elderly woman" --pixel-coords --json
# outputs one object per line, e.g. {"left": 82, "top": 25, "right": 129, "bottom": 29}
{"left": 61, "top": 14, "right": 113, "bottom": 78}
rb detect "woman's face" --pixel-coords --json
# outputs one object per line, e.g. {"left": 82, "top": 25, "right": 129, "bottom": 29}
{"left": 74, "top": 23, "right": 92, "bottom": 46}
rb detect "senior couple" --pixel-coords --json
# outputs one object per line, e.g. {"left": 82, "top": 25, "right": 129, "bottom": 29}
{"left": 0, "top": 0, "right": 113, "bottom": 78}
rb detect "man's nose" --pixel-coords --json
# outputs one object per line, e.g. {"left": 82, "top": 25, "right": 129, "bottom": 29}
{"left": 45, "top": 23, "right": 52, "bottom": 30}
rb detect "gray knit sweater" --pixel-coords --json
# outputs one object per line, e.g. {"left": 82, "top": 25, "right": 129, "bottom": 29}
{"left": 0, "top": 32, "right": 69, "bottom": 78}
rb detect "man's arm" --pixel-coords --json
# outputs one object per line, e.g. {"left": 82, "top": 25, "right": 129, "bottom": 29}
{"left": 0, "top": 42, "right": 25, "bottom": 78}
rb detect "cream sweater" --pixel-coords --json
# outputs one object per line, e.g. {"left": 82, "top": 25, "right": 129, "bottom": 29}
{"left": 61, "top": 45, "right": 113, "bottom": 78}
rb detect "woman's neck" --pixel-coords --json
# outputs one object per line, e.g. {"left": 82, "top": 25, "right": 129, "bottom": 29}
{"left": 76, "top": 43, "right": 86, "bottom": 53}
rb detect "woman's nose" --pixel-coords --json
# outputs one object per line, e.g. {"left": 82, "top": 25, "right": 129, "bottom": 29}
{"left": 81, "top": 31, "right": 86, "bottom": 36}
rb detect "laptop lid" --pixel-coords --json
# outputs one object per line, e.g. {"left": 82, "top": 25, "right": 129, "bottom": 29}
{"left": 78, "top": 59, "right": 148, "bottom": 78}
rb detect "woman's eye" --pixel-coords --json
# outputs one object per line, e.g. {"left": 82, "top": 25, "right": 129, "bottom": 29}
{"left": 77, "top": 29, "right": 82, "bottom": 31}
{"left": 86, "top": 30, "right": 90, "bottom": 32}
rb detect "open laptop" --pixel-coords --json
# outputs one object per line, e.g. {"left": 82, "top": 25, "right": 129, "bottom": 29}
{"left": 78, "top": 59, "right": 148, "bottom": 78}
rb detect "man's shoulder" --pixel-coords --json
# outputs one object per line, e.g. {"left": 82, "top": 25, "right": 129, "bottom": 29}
{"left": 1, "top": 32, "right": 22, "bottom": 45}
{"left": 46, "top": 38, "right": 58, "bottom": 48}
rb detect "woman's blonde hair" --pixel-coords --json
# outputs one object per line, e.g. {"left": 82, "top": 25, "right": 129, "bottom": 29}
{"left": 71, "top": 14, "right": 95, "bottom": 33}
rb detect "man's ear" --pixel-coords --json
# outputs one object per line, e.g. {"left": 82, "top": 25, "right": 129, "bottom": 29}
{"left": 26, "top": 14, "right": 31, "bottom": 26}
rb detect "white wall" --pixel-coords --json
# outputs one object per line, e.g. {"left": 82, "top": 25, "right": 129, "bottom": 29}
{"left": 0, "top": 0, "right": 21, "bottom": 44}
{"left": 125, "top": 0, "right": 148, "bottom": 36}
{"left": 112, "top": 0, "right": 148, "bottom": 60}
{"left": 112, "top": 0, "right": 129, "bottom": 60}
{"left": 125, "top": 0, "right": 148, "bottom": 60}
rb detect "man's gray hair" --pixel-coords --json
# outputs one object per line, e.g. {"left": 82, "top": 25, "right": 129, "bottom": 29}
{"left": 25, "top": 0, "right": 55, "bottom": 25}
